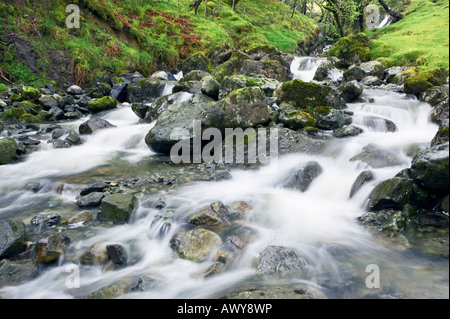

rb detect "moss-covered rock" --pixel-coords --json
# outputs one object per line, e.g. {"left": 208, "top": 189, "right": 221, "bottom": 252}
{"left": 88, "top": 96, "right": 118, "bottom": 113}
{"left": 339, "top": 80, "right": 363, "bottom": 102}
{"left": 328, "top": 33, "right": 371, "bottom": 68}
{"left": 21, "top": 87, "right": 40, "bottom": 100}
{"left": 0, "top": 137, "right": 18, "bottom": 165}
{"left": 279, "top": 109, "right": 316, "bottom": 130}
{"left": 170, "top": 228, "right": 222, "bottom": 262}
{"left": 273, "top": 79, "right": 346, "bottom": 110}
{"left": 213, "top": 51, "right": 249, "bottom": 83}
{"left": 97, "top": 193, "right": 138, "bottom": 224}
{"left": 404, "top": 68, "right": 448, "bottom": 97}
{"left": 220, "top": 75, "right": 280, "bottom": 98}
{"left": 34, "top": 233, "right": 66, "bottom": 264}
{"left": 180, "top": 70, "right": 211, "bottom": 82}
{"left": 127, "top": 78, "right": 166, "bottom": 103}
{"left": 181, "top": 51, "right": 214, "bottom": 74}
{"left": 80, "top": 243, "right": 109, "bottom": 265}
{"left": 0, "top": 220, "right": 26, "bottom": 258}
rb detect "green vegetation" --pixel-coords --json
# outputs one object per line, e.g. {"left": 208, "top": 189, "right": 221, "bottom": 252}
{"left": 368, "top": 0, "right": 449, "bottom": 69}
{"left": 0, "top": 0, "right": 318, "bottom": 87}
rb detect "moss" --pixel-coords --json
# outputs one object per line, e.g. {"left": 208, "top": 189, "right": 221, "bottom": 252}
{"left": 21, "top": 87, "right": 40, "bottom": 101}
{"left": 9, "top": 94, "right": 22, "bottom": 102}
{"left": 404, "top": 67, "right": 449, "bottom": 96}
{"left": 19, "top": 113, "right": 44, "bottom": 123}
{"left": 1, "top": 107, "right": 25, "bottom": 119}
{"left": 247, "top": 44, "right": 277, "bottom": 55}
{"left": 274, "top": 79, "right": 333, "bottom": 109}
{"left": 88, "top": 96, "right": 118, "bottom": 113}
{"left": 304, "top": 126, "right": 319, "bottom": 135}
{"left": 329, "top": 33, "right": 371, "bottom": 66}
{"left": 182, "top": 51, "right": 214, "bottom": 74}
{"left": 313, "top": 106, "right": 332, "bottom": 116}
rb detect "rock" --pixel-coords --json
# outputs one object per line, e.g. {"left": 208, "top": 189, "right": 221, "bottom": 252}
{"left": 360, "top": 76, "right": 383, "bottom": 86}
{"left": 170, "top": 228, "right": 222, "bottom": 262}
{"left": 180, "top": 70, "right": 211, "bottom": 82}
{"left": 65, "top": 130, "right": 82, "bottom": 145}
{"left": 34, "top": 233, "right": 66, "bottom": 263}
{"left": 79, "top": 243, "right": 109, "bottom": 265}
{"left": 220, "top": 75, "right": 280, "bottom": 98}
{"left": 31, "top": 212, "right": 61, "bottom": 228}
{"left": 109, "top": 83, "right": 128, "bottom": 102}
{"left": 131, "top": 276, "right": 158, "bottom": 292}
{"left": 343, "top": 66, "right": 366, "bottom": 82}
{"left": 80, "top": 182, "right": 111, "bottom": 196}
{"left": 151, "top": 71, "right": 169, "bottom": 81}
{"left": 127, "top": 78, "right": 167, "bottom": 103}
{"left": 76, "top": 192, "right": 105, "bottom": 208}
{"left": 410, "top": 142, "right": 449, "bottom": 193}
{"left": 58, "top": 94, "right": 75, "bottom": 108}
{"left": 199, "top": 87, "right": 270, "bottom": 133}
{"left": 79, "top": 117, "right": 116, "bottom": 135}
{"left": 0, "top": 259, "right": 38, "bottom": 288}
{"left": 328, "top": 33, "right": 371, "bottom": 68}
{"left": 420, "top": 86, "right": 448, "bottom": 107}
{"left": 181, "top": 51, "right": 214, "bottom": 74}
{"left": 333, "top": 125, "right": 363, "bottom": 138}
{"left": 350, "top": 144, "right": 403, "bottom": 168}
{"left": 229, "top": 201, "right": 252, "bottom": 219}
{"left": 443, "top": 195, "right": 449, "bottom": 213}
{"left": 97, "top": 193, "right": 138, "bottom": 223}
{"left": 273, "top": 79, "right": 346, "bottom": 110}
{"left": 223, "top": 284, "right": 326, "bottom": 299}
{"left": 106, "top": 244, "right": 128, "bottom": 265}
{"left": 67, "top": 85, "right": 83, "bottom": 95}
{"left": 51, "top": 128, "right": 65, "bottom": 139}
{"left": 431, "top": 98, "right": 449, "bottom": 125}
{"left": 279, "top": 161, "right": 323, "bottom": 192}
{"left": 359, "top": 61, "right": 385, "bottom": 79}
{"left": 145, "top": 94, "right": 212, "bottom": 154}
{"left": 85, "top": 282, "right": 130, "bottom": 299}
{"left": 404, "top": 68, "right": 448, "bottom": 97}
{"left": 21, "top": 87, "right": 40, "bottom": 100}
{"left": 189, "top": 203, "right": 231, "bottom": 229}
{"left": 131, "top": 103, "right": 150, "bottom": 119}
{"left": 68, "top": 211, "right": 93, "bottom": 224}
{"left": 384, "top": 66, "right": 410, "bottom": 83}
{"left": 88, "top": 96, "right": 118, "bottom": 114}
{"left": 144, "top": 91, "right": 195, "bottom": 123}
{"left": 52, "top": 139, "right": 71, "bottom": 149}
{"left": 201, "top": 76, "right": 221, "bottom": 100}
{"left": 313, "top": 60, "right": 336, "bottom": 81}
{"left": 315, "top": 109, "right": 352, "bottom": 130}
{"left": 431, "top": 123, "right": 449, "bottom": 147}
{"left": 256, "top": 246, "right": 307, "bottom": 279}
{"left": 0, "top": 220, "right": 26, "bottom": 258}
{"left": 0, "top": 138, "right": 18, "bottom": 165}
{"left": 87, "top": 82, "right": 112, "bottom": 99}
{"left": 350, "top": 170, "right": 374, "bottom": 198}
{"left": 211, "top": 171, "right": 232, "bottom": 181}
{"left": 38, "top": 95, "right": 58, "bottom": 110}
{"left": 340, "top": 80, "right": 363, "bottom": 102}
{"left": 278, "top": 105, "right": 316, "bottom": 130}
{"left": 48, "top": 106, "right": 65, "bottom": 121}
{"left": 363, "top": 116, "right": 397, "bottom": 132}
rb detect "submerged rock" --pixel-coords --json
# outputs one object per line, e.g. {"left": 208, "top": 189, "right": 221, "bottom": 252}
{"left": 256, "top": 246, "right": 307, "bottom": 279}
{"left": 350, "top": 144, "right": 403, "bottom": 168}
{"left": 350, "top": 170, "right": 374, "bottom": 198}
{"left": 170, "top": 228, "right": 222, "bottom": 262}
{"left": 223, "top": 284, "right": 327, "bottom": 299}
{"left": 279, "top": 161, "right": 323, "bottom": 192}
{"left": 97, "top": 194, "right": 138, "bottom": 224}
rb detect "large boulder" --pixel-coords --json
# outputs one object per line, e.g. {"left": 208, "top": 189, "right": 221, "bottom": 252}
{"left": 170, "top": 228, "right": 223, "bottom": 262}
{"left": 404, "top": 68, "right": 448, "bottom": 97}
{"left": 256, "top": 246, "right": 307, "bottom": 279}
{"left": 79, "top": 117, "right": 116, "bottom": 135}
{"left": 273, "top": 79, "right": 346, "bottom": 110}
{"left": 410, "top": 142, "right": 449, "bottom": 193}
{"left": 97, "top": 193, "right": 138, "bottom": 223}
{"left": 0, "top": 220, "right": 26, "bottom": 258}
{"left": 143, "top": 91, "right": 194, "bottom": 123}
{"left": 313, "top": 59, "right": 336, "bottom": 82}
{"left": 0, "top": 259, "right": 38, "bottom": 288}
{"left": 0, "top": 138, "right": 19, "bottom": 165}
{"left": 198, "top": 87, "right": 270, "bottom": 133}
{"left": 201, "top": 76, "right": 221, "bottom": 100}
{"left": 328, "top": 33, "right": 371, "bottom": 68}
{"left": 145, "top": 94, "right": 212, "bottom": 154}
{"left": 278, "top": 161, "right": 323, "bottom": 192}
{"left": 181, "top": 51, "right": 214, "bottom": 74}
{"left": 127, "top": 78, "right": 167, "bottom": 103}
{"left": 88, "top": 96, "right": 118, "bottom": 114}
{"left": 278, "top": 106, "right": 316, "bottom": 130}
{"left": 340, "top": 80, "right": 363, "bottom": 102}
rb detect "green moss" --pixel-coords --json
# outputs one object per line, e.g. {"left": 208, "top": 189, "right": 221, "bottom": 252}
{"left": 329, "top": 33, "right": 371, "bottom": 65}
{"left": 88, "top": 96, "right": 118, "bottom": 113}
{"left": 1, "top": 107, "right": 25, "bottom": 120}
{"left": 247, "top": 44, "right": 277, "bottom": 55}
{"left": 19, "top": 113, "right": 44, "bottom": 123}
{"left": 21, "top": 87, "right": 40, "bottom": 100}
{"left": 9, "top": 94, "right": 22, "bottom": 102}
{"left": 313, "top": 106, "right": 332, "bottom": 116}
{"left": 274, "top": 79, "right": 333, "bottom": 109}
{"left": 404, "top": 67, "right": 448, "bottom": 96}
{"left": 0, "top": 84, "right": 9, "bottom": 95}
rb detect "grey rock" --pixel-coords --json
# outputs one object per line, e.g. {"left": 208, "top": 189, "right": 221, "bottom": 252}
{"left": 0, "top": 259, "right": 38, "bottom": 288}
{"left": 350, "top": 144, "right": 403, "bottom": 168}
{"left": 170, "top": 228, "right": 222, "bottom": 262}
{"left": 109, "top": 83, "right": 129, "bottom": 102}
{"left": 279, "top": 161, "right": 323, "bottom": 192}
{"left": 340, "top": 80, "right": 363, "bottom": 102}
{"left": 67, "top": 85, "right": 83, "bottom": 95}
{"left": 315, "top": 109, "right": 352, "bottom": 130}
{"left": 0, "top": 138, "right": 19, "bottom": 165}
{"left": 333, "top": 125, "right": 363, "bottom": 138}
{"left": 256, "top": 246, "right": 307, "bottom": 279}
{"left": 201, "top": 76, "right": 221, "bottom": 100}
{"left": 76, "top": 192, "right": 105, "bottom": 208}
{"left": 79, "top": 117, "right": 116, "bottom": 135}
{"left": 31, "top": 212, "right": 61, "bottom": 228}
{"left": 0, "top": 220, "right": 26, "bottom": 258}
{"left": 360, "top": 76, "right": 383, "bottom": 86}
{"left": 363, "top": 116, "right": 397, "bottom": 132}
{"left": 343, "top": 66, "right": 365, "bottom": 82}
{"left": 68, "top": 211, "right": 93, "bottom": 224}
{"left": 52, "top": 139, "right": 71, "bottom": 149}
{"left": 65, "top": 130, "right": 82, "bottom": 145}
{"left": 51, "top": 128, "right": 65, "bottom": 140}
{"left": 106, "top": 244, "right": 128, "bottom": 265}
{"left": 97, "top": 194, "right": 138, "bottom": 223}
{"left": 80, "top": 182, "right": 110, "bottom": 196}
{"left": 34, "top": 233, "right": 66, "bottom": 263}
{"left": 350, "top": 170, "right": 374, "bottom": 198}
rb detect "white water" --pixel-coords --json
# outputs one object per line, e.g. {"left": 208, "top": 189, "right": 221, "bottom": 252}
{"left": 378, "top": 15, "right": 392, "bottom": 28}
{"left": 0, "top": 60, "right": 447, "bottom": 299}
{"left": 290, "top": 56, "right": 326, "bottom": 82}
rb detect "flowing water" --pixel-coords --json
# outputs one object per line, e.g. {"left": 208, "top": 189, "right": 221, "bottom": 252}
{"left": 0, "top": 60, "right": 448, "bottom": 299}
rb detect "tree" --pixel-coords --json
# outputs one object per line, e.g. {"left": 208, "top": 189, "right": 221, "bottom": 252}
{"left": 189, "top": 0, "right": 203, "bottom": 15}
{"left": 378, "top": 0, "right": 402, "bottom": 22}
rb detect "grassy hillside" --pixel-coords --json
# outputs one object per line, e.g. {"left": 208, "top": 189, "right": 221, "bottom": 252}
{"left": 0, "top": 0, "right": 318, "bottom": 88}
{"left": 368, "top": 0, "right": 449, "bottom": 69}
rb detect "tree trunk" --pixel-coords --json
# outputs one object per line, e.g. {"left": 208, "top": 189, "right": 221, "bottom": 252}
{"left": 291, "top": 0, "right": 299, "bottom": 19}
{"left": 205, "top": 0, "right": 207, "bottom": 18}
{"left": 378, "top": 0, "right": 403, "bottom": 22}
{"left": 301, "top": 0, "right": 308, "bottom": 15}
{"left": 326, "top": 0, "right": 344, "bottom": 37}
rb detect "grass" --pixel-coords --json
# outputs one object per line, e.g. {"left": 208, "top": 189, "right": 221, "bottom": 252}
{"left": 0, "top": 0, "right": 318, "bottom": 87}
{"left": 368, "top": 0, "right": 449, "bottom": 69}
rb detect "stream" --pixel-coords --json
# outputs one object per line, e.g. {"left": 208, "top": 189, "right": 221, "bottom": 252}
{"left": 0, "top": 57, "right": 448, "bottom": 299}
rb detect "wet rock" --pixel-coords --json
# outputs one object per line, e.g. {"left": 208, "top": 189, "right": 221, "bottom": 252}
{"left": 404, "top": 68, "right": 448, "bottom": 97}
{"left": 0, "top": 138, "right": 18, "bottom": 165}
{"left": 109, "top": 83, "right": 128, "bottom": 102}
{"left": 38, "top": 95, "right": 58, "bottom": 110}
{"left": 359, "top": 61, "right": 385, "bottom": 79}
{"left": 225, "top": 235, "right": 245, "bottom": 251}
{"left": 279, "top": 161, "right": 323, "bottom": 192}
{"left": 256, "top": 246, "right": 307, "bottom": 279}
{"left": 430, "top": 98, "right": 449, "bottom": 125}
{"left": 31, "top": 212, "right": 61, "bottom": 228}
{"left": 220, "top": 75, "right": 280, "bottom": 98}
{"left": 350, "top": 144, "right": 403, "bottom": 168}
{"left": 278, "top": 105, "right": 316, "bottom": 130}
{"left": 333, "top": 125, "right": 363, "bottom": 138}
{"left": 340, "top": 80, "right": 363, "bottom": 102}
{"left": 211, "top": 171, "right": 232, "bottom": 181}
{"left": 363, "top": 116, "right": 397, "bottom": 132}
{"left": 229, "top": 201, "right": 252, "bottom": 219}
{"left": 131, "top": 276, "right": 158, "bottom": 292}
{"left": 328, "top": 33, "right": 370, "bottom": 68}
{"left": 67, "top": 85, "right": 83, "bottom": 95}
{"left": 51, "top": 128, "right": 65, "bottom": 140}
{"left": 76, "top": 192, "right": 105, "bottom": 208}
{"left": 85, "top": 281, "right": 130, "bottom": 299}
{"left": 189, "top": 202, "right": 231, "bottom": 229}
{"left": 65, "top": 130, "right": 82, "bottom": 145}
{"left": 203, "top": 262, "right": 227, "bottom": 278}
{"left": 97, "top": 194, "right": 138, "bottom": 224}
{"left": 350, "top": 170, "right": 374, "bottom": 198}
{"left": 127, "top": 78, "right": 168, "bottom": 103}
{"left": 79, "top": 117, "right": 116, "bottom": 135}
{"left": 0, "top": 259, "right": 38, "bottom": 288}
{"left": 360, "top": 76, "right": 383, "bottom": 86}
{"left": 24, "top": 182, "right": 42, "bottom": 193}
{"left": 0, "top": 220, "right": 26, "bottom": 258}
{"left": 34, "top": 233, "right": 66, "bottom": 263}
{"left": 410, "top": 142, "right": 449, "bottom": 193}
{"left": 144, "top": 91, "right": 194, "bottom": 123}
{"left": 223, "top": 284, "right": 327, "bottom": 299}
{"left": 68, "top": 211, "right": 93, "bottom": 224}
{"left": 79, "top": 243, "right": 109, "bottom": 265}
{"left": 343, "top": 66, "right": 366, "bottom": 82}
{"left": 315, "top": 109, "right": 352, "bottom": 130}
{"left": 170, "top": 228, "right": 223, "bottom": 262}
{"left": 52, "top": 139, "right": 71, "bottom": 149}
{"left": 131, "top": 103, "right": 150, "bottom": 119}
{"left": 182, "top": 51, "right": 214, "bottom": 74}
{"left": 106, "top": 244, "right": 128, "bottom": 265}
{"left": 80, "top": 182, "right": 111, "bottom": 196}
{"left": 201, "top": 76, "right": 221, "bottom": 100}
{"left": 313, "top": 60, "right": 336, "bottom": 81}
